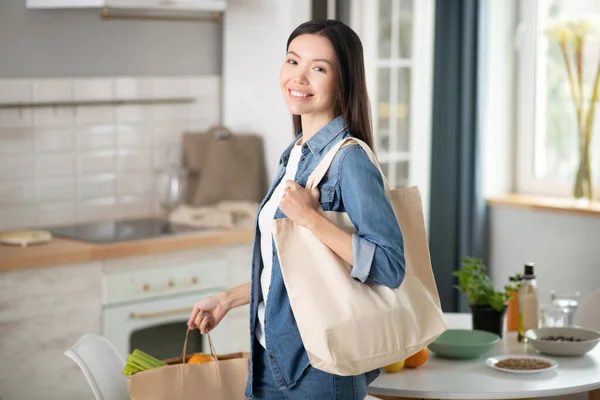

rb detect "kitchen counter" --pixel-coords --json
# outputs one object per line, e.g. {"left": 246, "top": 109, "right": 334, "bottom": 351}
{"left": 0, "top": 228, "right": 254, "bottom": 271}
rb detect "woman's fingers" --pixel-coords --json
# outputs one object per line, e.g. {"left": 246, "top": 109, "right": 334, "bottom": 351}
{"left": 199, "top": 315, "right": 211, "bottom": 335}
{"left": 188, "top": 310, "right": 199, "bottom": 329}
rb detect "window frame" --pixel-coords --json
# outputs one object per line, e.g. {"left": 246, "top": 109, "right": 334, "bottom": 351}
{"left": 350, "top": 0, "right": 435, "bottom": 227}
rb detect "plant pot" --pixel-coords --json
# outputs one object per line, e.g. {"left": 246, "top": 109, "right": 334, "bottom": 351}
{"left": 505, "top": 293, "right": 519, "bottom": 332}
{"left": 470, "top": 305, "right": 507, "bottom": 337}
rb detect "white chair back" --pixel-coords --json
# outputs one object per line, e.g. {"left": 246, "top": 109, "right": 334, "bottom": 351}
{"left": 64, "top": 333, "right": 129, "bottom": 400}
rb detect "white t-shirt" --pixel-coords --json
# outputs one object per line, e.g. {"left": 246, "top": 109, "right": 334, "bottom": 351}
{"left": 255, "top": 141, "right": 303, "bottom": 348}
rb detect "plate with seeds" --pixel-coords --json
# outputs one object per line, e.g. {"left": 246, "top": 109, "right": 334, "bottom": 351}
{"left": 485, "top": 354, "right": 558, "bottom": 374}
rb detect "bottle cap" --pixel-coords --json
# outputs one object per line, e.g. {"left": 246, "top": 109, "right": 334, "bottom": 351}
{"left": 524, "top": 262, "right": 535, "bottom": 278}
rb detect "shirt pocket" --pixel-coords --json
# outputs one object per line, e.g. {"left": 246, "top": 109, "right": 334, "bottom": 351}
{"left": 319, "top": 185, "right": 335, "bottom": 206}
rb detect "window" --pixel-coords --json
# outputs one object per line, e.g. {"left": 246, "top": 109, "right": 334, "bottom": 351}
{"left": 517, "top": 0, "right": 600, "bottom": 199}
{"left": 349, "top": 0, "right": 435, "bottom": 223}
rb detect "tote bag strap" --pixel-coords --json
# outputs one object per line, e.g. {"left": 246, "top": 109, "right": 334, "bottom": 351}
{"left": 306, "top": 137, "right": 391, "bottom": 192}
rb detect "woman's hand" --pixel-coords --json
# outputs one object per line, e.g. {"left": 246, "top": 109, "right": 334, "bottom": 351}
{"left": 187, "top": 294, "right": 228, "bottom": 334}
{"left": 279, "top": 180, "right": 320, "bottom": 228}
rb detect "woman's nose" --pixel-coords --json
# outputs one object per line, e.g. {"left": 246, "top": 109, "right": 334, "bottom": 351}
{"left": 293, "top": 73, "right": 308, "bottom": 85}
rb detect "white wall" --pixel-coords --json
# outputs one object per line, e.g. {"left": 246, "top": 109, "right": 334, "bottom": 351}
{"left": 0, "top": 76, "right": 220, "bottom": 230}
{"left": 487, "top": 206, "right": 600, "bottom": 308}
{"left": 222, "top": 0, "right": 312, "bottom": 182}
{"left": 0, "top": 0, "right": 221, "bottom": 77}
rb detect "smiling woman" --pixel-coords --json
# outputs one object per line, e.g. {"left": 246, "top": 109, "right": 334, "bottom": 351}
{"left": 284, "top": 20, "right": 374, "bottom": 151}
{"left": 188, "top": 19, "right": 407, "bottom": 400}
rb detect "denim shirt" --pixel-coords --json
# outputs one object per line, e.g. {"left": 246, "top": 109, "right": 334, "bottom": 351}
{"left": 245, "top": 115, "right": 406, "bottom": 397}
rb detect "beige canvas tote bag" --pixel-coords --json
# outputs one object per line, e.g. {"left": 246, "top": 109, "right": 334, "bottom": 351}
{"left": 272, "top": 137, "right": 448, "bottom": 376}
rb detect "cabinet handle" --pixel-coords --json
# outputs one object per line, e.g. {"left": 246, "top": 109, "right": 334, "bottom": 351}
{"left": 129, "top": 307, "right": 193, "bottom": 320}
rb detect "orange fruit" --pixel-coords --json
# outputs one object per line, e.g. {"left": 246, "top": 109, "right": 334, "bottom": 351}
{"left": 404, "top": 347, "right": 429, "bottom": 368}
{"left": 187, "top": 353, "right": 215, "bottom": 364}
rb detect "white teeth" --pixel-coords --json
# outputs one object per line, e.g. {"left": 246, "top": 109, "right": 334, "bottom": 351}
{"left": 290, "top": 90, "right": 309, "bottom": 98}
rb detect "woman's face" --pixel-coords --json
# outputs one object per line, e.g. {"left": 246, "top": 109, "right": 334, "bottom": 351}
{"left": 280, "top": 34, "right": 338, "bottom": 120}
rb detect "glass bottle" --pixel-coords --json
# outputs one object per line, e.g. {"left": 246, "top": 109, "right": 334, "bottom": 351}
{"left": 518, "top": 263, "right": 540, "bottom": 342}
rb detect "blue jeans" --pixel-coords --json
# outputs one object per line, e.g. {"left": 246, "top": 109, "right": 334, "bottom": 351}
{"left": 248, "top": 339, "right": 368, "bottom": 399}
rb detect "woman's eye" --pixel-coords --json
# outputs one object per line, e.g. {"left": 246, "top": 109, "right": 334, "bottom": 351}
{"left": 287, "top": 59, "right": 297, "bottom": 65}
{"left": 314, "top": 67, "right": 326, "bottom": 73}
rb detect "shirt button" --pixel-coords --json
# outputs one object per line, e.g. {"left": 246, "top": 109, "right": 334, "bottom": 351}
{"left": 269, "top": 354, "right": 275, "bottom": 360}
{"left": 301, "top": 157, "right": 305, "bottom": 162}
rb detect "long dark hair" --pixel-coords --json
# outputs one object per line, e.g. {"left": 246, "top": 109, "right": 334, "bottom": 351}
{"left": 286, "top": 19, "right": 374, "bottom": 151}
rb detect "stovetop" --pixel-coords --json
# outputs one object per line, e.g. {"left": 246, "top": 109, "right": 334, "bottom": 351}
{"left": 44, "top": 218, "right": 200, "bottom": 244}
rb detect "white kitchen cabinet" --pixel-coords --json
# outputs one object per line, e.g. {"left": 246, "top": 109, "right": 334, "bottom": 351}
{"left": 0, "top": 262, "right": 103, "bottom": 400}
{"left": 26, "top": 0, "right": 227, "bottom": 10}
{"left": 0, "top": 242, "right": 253, "bottom": 400}
{"left": 26, "top": 0, "right": 101, "bottom": 8}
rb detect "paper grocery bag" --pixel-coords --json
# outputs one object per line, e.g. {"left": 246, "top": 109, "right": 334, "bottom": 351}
{"left": 182, "top": 125, "right": 268, "bottom": 207}
{"left": 127, "top": 331, "right": 249, "bottom": 400}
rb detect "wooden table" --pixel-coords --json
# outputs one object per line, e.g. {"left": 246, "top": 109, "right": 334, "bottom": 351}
{"left": 367, "top": 313, "right": 600, "bottom": 400}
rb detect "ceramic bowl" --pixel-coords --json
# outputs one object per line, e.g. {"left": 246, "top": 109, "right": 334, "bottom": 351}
{"left": 524, "top": 326, "right": 600, "bottom": 356}
{"left": 428, "top": 329, "right": 500, "bottom": 359}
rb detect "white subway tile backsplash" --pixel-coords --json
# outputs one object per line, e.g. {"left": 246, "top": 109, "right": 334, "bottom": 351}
{"left": 151, "top": 104, "right": 190, "bottom": 122}
{"left": 0, "top": 80, "right": 32, "bottom": 104}
{"left": 35, "top": 178, "right": 76, "bottom": 202}
{"left": 78, "top": 151, "right": 116, "bottom": 175}
{"left": 76, "top": 197, "right": 118, "bottom": 223}
{"left": 0, "top": 75, "right": 220, "bottom": 229}
{"left": 35, "top": 154, "right": 76, "bottom": 178}
{"left": 152, "top": 146, "right": 180, "bottom": 169}
{"left": 0, "top": 183, "right": 35, "bottom": 205}
{"left": 119, "top": 195, "right": 153, "bottom": 218}
{"left": 117, "top": 174, "right": 153, "bottom": 195}
{"left": 33, "top": 107, "right": 76, "bottom": 127}
{"left": 189, "top": 76, "right": 220, "bottom": 101}
{"left": 153, "top": 127, "right": 183, "bottom": 146}
{"left": 0, "top": 109, "right": 33, "bottom": 128}
{"left": 37, "top": 202, "right": 76, "bottom": 226}
{"left": 116, "top": 124, "right": 150, "bottom": 148}
{"left": 76, "top": 124, "right": 116, "bottom": 149}
{"left": 0, "top": 205, "right": 37, "bottom": 230}
{"left": 114, "top": 77, "right": 153, "bottom": 100}
{"left": 34, "top": 127, "right": 76, "bottom": 153}
{"left": 0, "top": 156, "right": 34, "bottom": 181}
{"left": 32, "top": 79, "right": 74, "bottom": 102}
{"left": 75, "top": 106, "right": 115, "bottom": 125}
{"left": 117, "top": 149, "right": 152, "bottom": 173}
{"left": 152, "top": 77, "right": 190, "bottom": 99}
{"left": 115, "top": 105, "right": 146, "bottom": 123}
{"left": 73, "top": 79, "right": 113, "bottom": 101}
{"left": 186, "top": 118, "right": 215, "bottom": 132}
{"left": 0, "top": 128, "right": 35, "bottom": 155}
{"left": 190, "top": 100, "right": 220, "bottom": 122}
{"left": 77, "top": 175, "right": 116, "bottom": 199}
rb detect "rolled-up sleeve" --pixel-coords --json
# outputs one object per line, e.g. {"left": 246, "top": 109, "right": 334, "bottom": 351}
{"left": 340, "top": 145, "right": 406, "bottom": 288}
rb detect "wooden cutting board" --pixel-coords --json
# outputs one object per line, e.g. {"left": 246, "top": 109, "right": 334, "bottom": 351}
{"left": 0, "top": 230, "right": 52, "bottom": 247}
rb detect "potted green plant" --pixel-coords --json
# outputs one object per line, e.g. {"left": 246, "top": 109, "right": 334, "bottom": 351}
{"left": 452, "top": 257, "right": 514, "bottom": 337}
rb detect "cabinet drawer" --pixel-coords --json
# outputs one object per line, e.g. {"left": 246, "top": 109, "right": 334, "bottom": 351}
{"left": 103, "top": 258, "right": 227, "bottom": 305}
